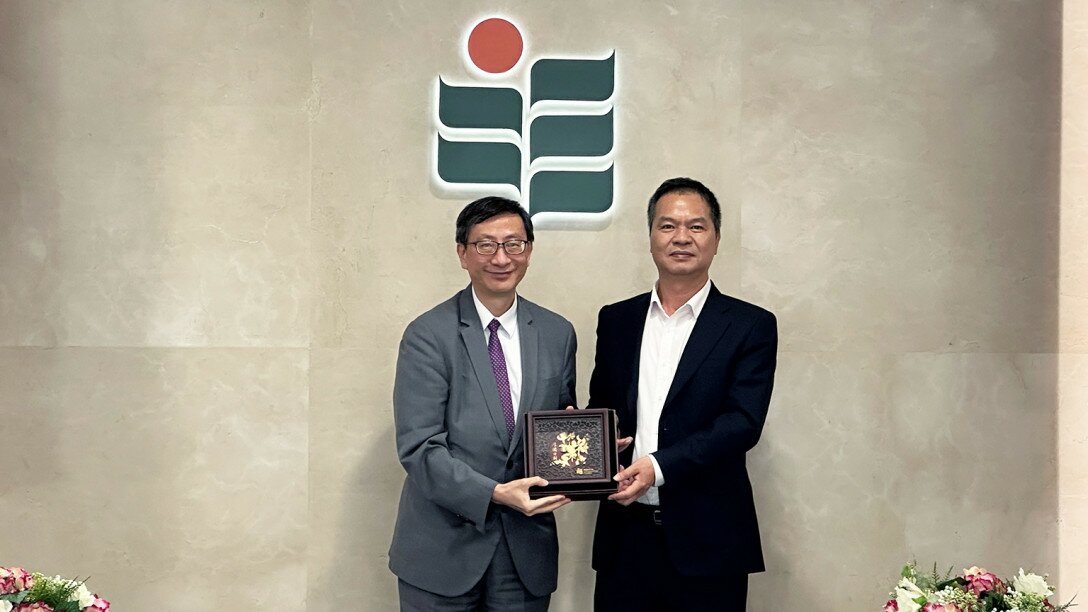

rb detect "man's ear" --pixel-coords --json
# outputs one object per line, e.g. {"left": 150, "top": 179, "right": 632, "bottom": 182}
{"left": 456, "top": 243, "right": 468, "bottom": 270}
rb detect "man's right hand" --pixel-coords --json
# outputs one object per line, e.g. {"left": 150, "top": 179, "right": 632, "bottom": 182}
{"left": 616, "top": 436, "right": 634, "bottom": 453}
{"left": 492, "top": 477, "right": 570, "bottom": 516}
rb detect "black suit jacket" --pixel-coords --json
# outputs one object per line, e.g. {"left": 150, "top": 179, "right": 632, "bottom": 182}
{"left": 588, "top": 284, "right": 777, "bottom": 576}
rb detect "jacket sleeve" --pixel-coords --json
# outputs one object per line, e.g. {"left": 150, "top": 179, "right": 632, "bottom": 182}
{"left": 560, "top": 321, "right": 578, "bottom": 409}
{"left": 653, "top": 311, "right": 778, "bottom": 484}
{"left": 393, "top": 319, "right": 498, "bottom": 532}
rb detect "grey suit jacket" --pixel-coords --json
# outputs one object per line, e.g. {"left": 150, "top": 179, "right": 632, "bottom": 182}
{"left": 388, "top": 286, "right": 577, "bottom": 598}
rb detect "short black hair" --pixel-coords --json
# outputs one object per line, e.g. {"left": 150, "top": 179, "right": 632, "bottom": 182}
{"left": 455, "top": 196, "right": 534, "bottom": 245}
{"left": 646, "top": 177, "right": 721, "bottom": 234}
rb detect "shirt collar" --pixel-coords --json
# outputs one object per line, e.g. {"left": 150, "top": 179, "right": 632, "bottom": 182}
{"left": 649, "top": 278, "right": 712, "bottom": 319}
{"left": 471, "top": 287, "right": 518, "bottom": 333}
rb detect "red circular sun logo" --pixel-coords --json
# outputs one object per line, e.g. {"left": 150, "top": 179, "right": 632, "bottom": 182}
{"left": 467, "top": 18, "right": 523, "bottom": 74}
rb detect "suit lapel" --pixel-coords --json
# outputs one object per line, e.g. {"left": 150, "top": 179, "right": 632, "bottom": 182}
{"left": 510, "top": 297, "right": 538, "bottom": 459}
{"left": 457, "top": 288, "right": 511, "bottom": 452}
{"left": 623, "top": 295, "right": 651, "bottom": 426}
{"left": 662, "top": 286, "right": 733, "bottom": 410}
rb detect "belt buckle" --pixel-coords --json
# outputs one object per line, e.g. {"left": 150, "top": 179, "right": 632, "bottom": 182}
{"left": 652, "top": 509, "right": 662, "bottom": 526}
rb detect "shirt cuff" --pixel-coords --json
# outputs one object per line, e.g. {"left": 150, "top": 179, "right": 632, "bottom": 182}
{"left": 648, "top": 453, "right": 665, "bottom": 487}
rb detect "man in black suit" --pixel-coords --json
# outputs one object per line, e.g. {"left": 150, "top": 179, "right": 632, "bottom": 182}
{"left": 588, "top": 177, "right": 778, "bottom": 612}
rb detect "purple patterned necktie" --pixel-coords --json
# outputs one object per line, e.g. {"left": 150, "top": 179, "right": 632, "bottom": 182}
{"left": 487, "top": 319, "right": 516, "bottom": 439}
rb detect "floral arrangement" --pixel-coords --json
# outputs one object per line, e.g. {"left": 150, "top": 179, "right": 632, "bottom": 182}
{"left": 883, "top": 562, "right": 1074, "bottom": 612}
{"left": 0, "top": 567, "right": 109, "bottom": 612}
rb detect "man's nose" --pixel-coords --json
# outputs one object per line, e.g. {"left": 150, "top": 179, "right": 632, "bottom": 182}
{"left": 672, "top": 228, "right": 692, "bottom": 244}
{"left": 491, "top": 247, "right": 512, "bottom": 264}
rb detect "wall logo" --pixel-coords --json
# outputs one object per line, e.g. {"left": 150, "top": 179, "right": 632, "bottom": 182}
{"left": 432, "top": 17, "right": 617, "bottom": 230}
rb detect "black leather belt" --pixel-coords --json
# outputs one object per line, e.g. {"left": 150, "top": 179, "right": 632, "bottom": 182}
{"left": 625, "top": 502, "right": 663, "bottom": 526}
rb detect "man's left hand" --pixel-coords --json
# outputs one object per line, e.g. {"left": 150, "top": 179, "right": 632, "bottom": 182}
{"left": 608, "top": 456, "right": 655, "bottom": 506}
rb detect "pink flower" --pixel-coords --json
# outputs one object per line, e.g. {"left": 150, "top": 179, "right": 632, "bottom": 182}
{"left": 13, "top": 603, "right": 54, "bottom": 612}
{"left": 83, "top": 598, "right": 110, "bottom": 612}
{"left": 963, "top": 566, "right": 1004, "bottom": 595}
{"left": 922, "top": 604, "right": 960, "bottom": 612}
{"left": 0, "top": 567, "right": 34, "bottom": 594}
{"left": 883, "top": 599, "right": 899, "bottom": 612}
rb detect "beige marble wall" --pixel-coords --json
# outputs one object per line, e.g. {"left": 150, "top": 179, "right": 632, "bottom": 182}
{"left": 0, "top": 2, "right": 312, "bottom": 609}
{"left": 1061, "top": 0, "right": 1088, "bottom": 605}
{"left": 0, "top": 1, "right": 1070, "bottom": 610}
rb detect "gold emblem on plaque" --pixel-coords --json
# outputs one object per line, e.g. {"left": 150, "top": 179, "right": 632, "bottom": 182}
{"left": 550, "top": 431, "right": 590, "bottom": 468}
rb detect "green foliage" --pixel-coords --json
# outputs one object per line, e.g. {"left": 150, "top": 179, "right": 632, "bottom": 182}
{"left": 0, "top": 591, "right": 29, "bottom": 603}
{"left": 23, "top": 573, "right": 86, "bottom": 612}
{"left": 978, "top": 590, "right": 1010, "bottom": 611}
{"left": 1053, "top": 593, "right": 1078, "bottom": 612}
{"left": 936, "top": 576, "right": 969, "bottom": 592}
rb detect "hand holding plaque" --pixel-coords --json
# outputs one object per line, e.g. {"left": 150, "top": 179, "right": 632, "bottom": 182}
{"left": 524, "top": 408, "right": 619, "bottom": 500}
{"left": 491, "top": 476, "right": 571, "bottom": 516}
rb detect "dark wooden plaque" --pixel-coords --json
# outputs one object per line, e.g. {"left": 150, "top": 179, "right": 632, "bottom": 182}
{"left": 524, "top": 408, "right": 619, "bottom": 500}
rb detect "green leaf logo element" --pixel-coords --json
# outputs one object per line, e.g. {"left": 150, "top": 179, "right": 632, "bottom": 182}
{"left": 437, "top": 137, "right": 521, "bottom": 189}
{"left": 438, "top": 79, "right": 523, "bottom": 134}
{"left": 530, "top": 53, "right": 615, "bottom": 105}
{"left": 529, "top": 166, "right": 613, "bottom": 215}
{"left": 529, "top": 110, "right": 613, "bottom": 161}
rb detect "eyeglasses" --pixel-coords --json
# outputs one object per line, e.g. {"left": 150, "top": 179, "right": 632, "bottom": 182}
{"left": 467, "top": 240, "right": 530, "bottom": 255}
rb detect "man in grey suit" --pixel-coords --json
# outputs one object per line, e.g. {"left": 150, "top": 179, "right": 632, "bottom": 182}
{"left": 389, "top": 196, "right": 576, "bottom": 611}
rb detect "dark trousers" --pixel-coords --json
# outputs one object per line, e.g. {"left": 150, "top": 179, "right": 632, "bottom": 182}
{"left": 398, "top": 530, "right": 550, "bottom": 612}
{"left": 593, "top": 504, "right": 748, "bottom": 612}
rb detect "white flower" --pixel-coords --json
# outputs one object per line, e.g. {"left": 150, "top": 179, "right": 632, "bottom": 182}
{"left": 68, "top": 582, "right": 96, "bottom": 608}
{"left": 898, "top": 577, "right": 925, "bottom": 595}
{"left": 895, "top": 577, "right": 925, "bottom": 612}
{"left": 1012, "top": 568, "right": 1054, "bottom": 598}
{"left": 0, "top": 600, "right": 13, "bottom": 612}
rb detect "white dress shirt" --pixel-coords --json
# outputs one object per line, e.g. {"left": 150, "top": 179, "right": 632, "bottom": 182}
{"left": 632, "top": 279, "right": 712, "bottom": 506}
{"left": 471, "top": 289, "right": 522, "bottom": 418}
